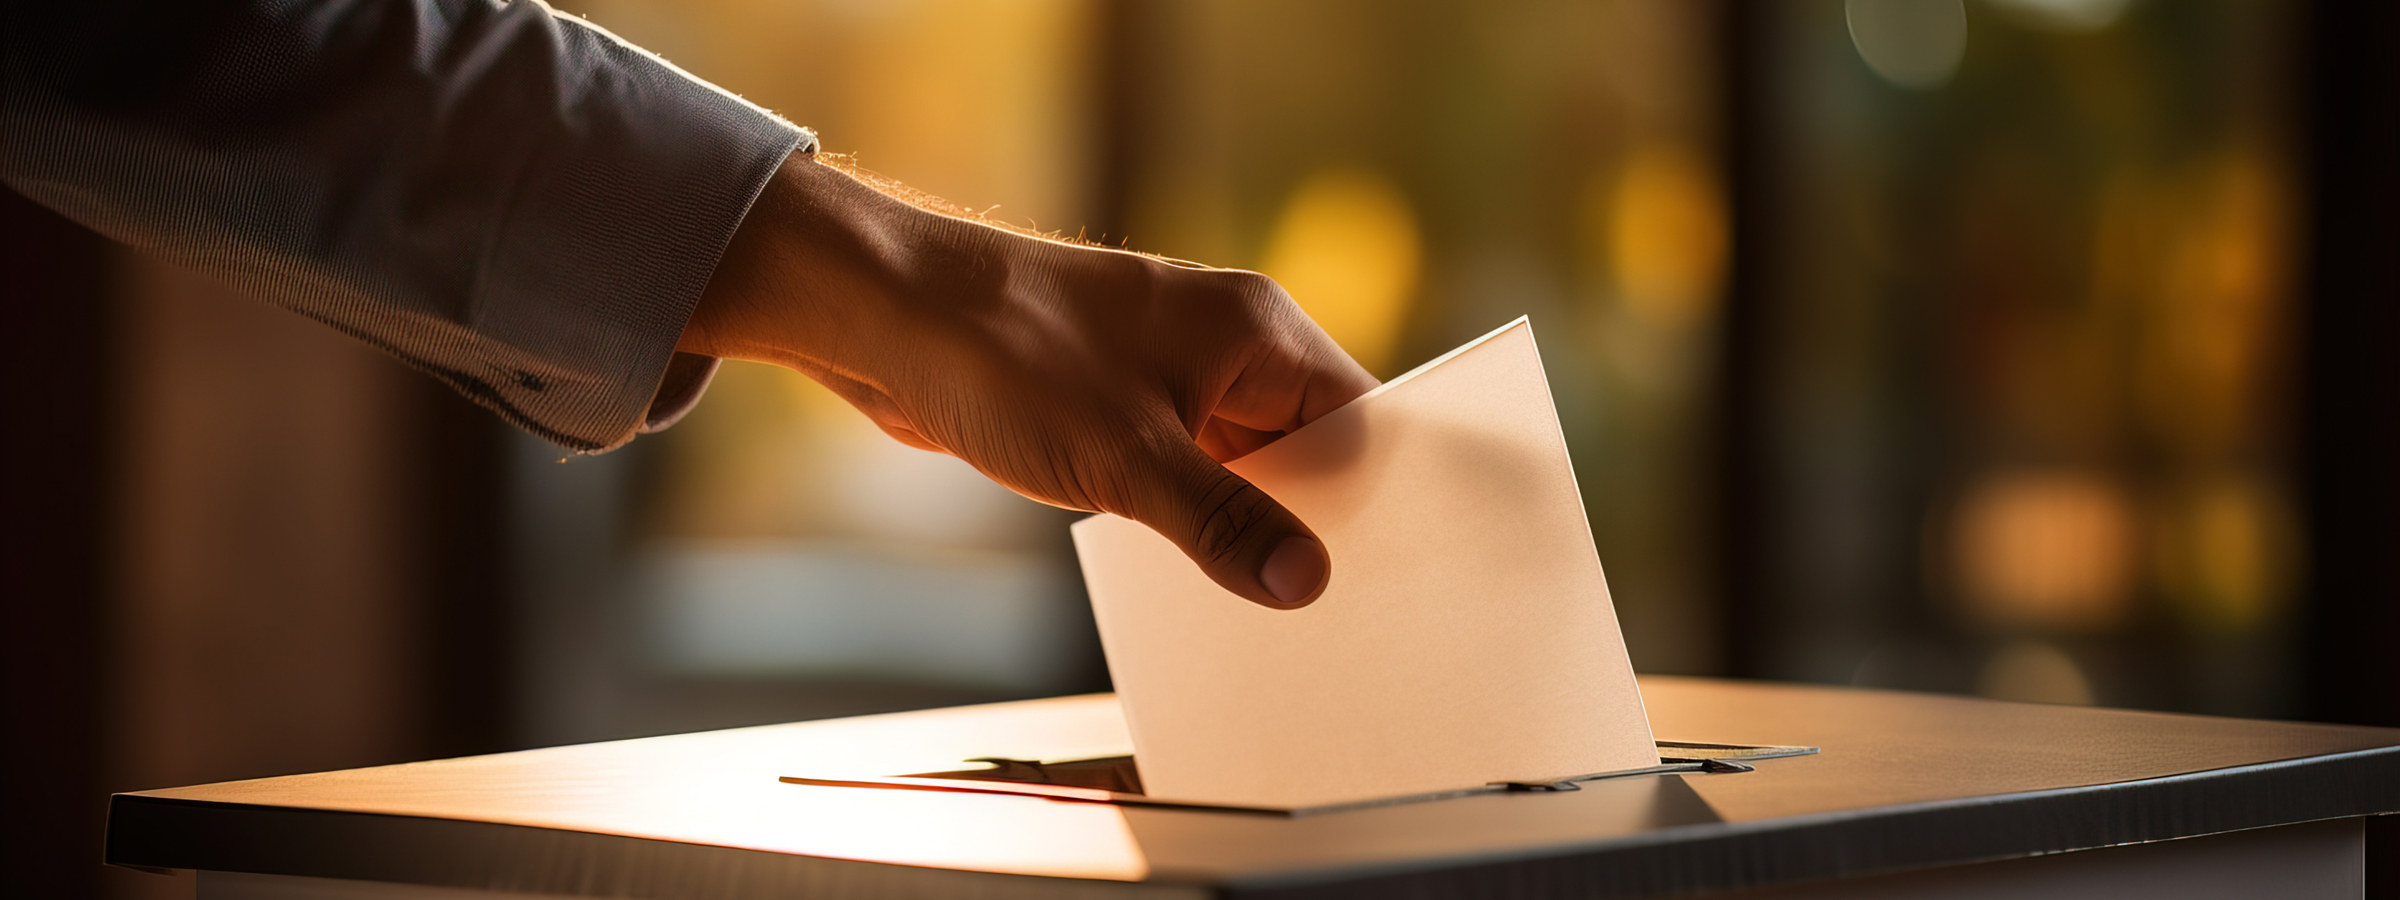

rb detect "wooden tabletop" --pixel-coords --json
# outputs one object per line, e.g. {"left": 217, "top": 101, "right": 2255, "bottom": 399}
{"left": 107, "top": 677, "right": 2400, "bottom": 899}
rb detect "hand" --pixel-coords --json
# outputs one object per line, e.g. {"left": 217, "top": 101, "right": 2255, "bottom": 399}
{"left": 678, "top": 152, "right": 1379, "bottom": 608}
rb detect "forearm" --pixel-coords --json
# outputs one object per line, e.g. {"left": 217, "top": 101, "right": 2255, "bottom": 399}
{"left": 683, "top": 151, "right": 1140, "bottom": 396}
{"left": 681, "top": 154, "right": 947, "bottom": 373}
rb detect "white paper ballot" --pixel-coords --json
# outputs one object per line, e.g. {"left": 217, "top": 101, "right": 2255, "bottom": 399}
{"left": 1072, "top": 318, "right": 1657, "bottom": 810}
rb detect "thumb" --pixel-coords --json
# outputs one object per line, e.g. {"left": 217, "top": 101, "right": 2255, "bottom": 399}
{"left": 1119, "top": 438, "right": 1330, "bottom": 610}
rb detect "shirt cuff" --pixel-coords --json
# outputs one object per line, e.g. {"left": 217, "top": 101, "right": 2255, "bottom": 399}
{"left": 640, "top": 352, "right": 722, "bottom": 434}
{"left": 465, "top": 12, "right": 805, "bottom": 452}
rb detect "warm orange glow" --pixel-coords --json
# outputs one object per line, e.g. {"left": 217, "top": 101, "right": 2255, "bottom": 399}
{"left": 1604, "top": 142, "right": 1728, "bottom": 333}
{"left": 1257, "top": 168, "right": 1423, "bottom": 376}
{"left": 2134, "top": 151, "right": 2291, "bottom": 453}
{"left": 1953, "top": 470, "right": 2138, "bottom": 633}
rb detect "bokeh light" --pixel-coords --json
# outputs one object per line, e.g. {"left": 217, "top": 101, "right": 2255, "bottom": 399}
{"left": 1846, "top": 0, "right": 1969, "bottom": 90}
{"left": 1257, "top": 168, "right": 1423, "bottom": 376}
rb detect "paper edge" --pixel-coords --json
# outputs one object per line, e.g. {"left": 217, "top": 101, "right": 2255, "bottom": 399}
{"left": 1354, "top": 315, "right": 1532, "bottom": 403}
{"left": 1513, "top": 323, "right": 1661, "bottom": 755}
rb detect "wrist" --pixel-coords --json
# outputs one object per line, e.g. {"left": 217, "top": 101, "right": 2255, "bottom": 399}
{"left": 681, "top": 152, "right": 941, "bottom": 373}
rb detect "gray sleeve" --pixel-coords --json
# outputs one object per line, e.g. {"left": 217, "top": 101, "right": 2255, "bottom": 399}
{"left": 2, "top": 0, "right": 809, "bottom": 452}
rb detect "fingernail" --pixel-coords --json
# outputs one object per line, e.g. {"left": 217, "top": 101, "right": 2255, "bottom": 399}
{"left": 1260, "top": 535, "right": 1329, "bottom": 607}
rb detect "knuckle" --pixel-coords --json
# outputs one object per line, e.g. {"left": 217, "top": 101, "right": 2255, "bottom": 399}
{"left": 1226, "top": 267, "right": 1279, "bottom": 293}
{"left": 1173, "top": 266, "right": 1274, "bottom": 306}
{"left": 1228, "top": 270, "right": 1289, "bottom": 311}
{"left": 1176, "top": 270, "right": 1291, "bottom": 345}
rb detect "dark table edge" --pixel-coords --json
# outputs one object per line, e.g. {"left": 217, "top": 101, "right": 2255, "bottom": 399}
{"left": 1225, "top": 744, "right": 2400, "bottom": 899}
{"left": 108, "top": 745, "right": 2400, "bottom": 900}
{"left": 104, "top": 795, "right": 1186, "bottom": 900}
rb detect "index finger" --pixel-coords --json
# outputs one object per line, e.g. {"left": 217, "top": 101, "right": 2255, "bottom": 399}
{"left": 1211, "top": 298, "right": 1380, "bottom": 435}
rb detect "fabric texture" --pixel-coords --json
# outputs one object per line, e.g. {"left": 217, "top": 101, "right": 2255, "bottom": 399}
{"left": 3, "top": 0, "right": 808, "bottom": 451}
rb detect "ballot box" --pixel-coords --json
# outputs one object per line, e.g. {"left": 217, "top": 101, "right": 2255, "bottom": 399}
{"left": 109, "top": 676, "right": 2395, "bottom": 899}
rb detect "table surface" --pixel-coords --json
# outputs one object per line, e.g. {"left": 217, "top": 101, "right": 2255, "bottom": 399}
{"left": 108, "top": 677, "right": 2400, "bottom": 899}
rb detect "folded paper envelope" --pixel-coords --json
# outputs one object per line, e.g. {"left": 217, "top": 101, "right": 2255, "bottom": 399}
{"left": 1072, "top": 318, "right": 1658, "bottom": 810}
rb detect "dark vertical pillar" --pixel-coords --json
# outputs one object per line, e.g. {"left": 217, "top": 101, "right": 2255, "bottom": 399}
{"left": 2369, "top": 814, "right": 2399, "bottom": 900}
{"left": 0, "top": 191, "right": 116, "bottom": 900}
{"left": 409, "top": 389, "right": 516, "bottom": 758}
{"left": 1714, "top": 0, "right": 1778, "bottom": 679}
{"left": 1088, "top": 0, "right": 1156, "bottom": 249}
{"left": 1, "top": 192, "right": 517, "bottom": 900}
{"left": 2297, "top": 0, "right": 2399, "bottom": 730}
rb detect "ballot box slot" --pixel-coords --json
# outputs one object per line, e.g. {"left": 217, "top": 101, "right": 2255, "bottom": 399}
{"left": 919, "top": 756, "right": 1146, "bottom": 794}
{"left": 778, "top": 740, "right": 1816, "bottom": 817}
{"left": 1654, "top": 740, "right": 1822, "bottom": 762}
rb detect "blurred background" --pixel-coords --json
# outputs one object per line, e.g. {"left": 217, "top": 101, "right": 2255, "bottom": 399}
{"left": 5, "top": 1, "right": 2391, "bottom": 897}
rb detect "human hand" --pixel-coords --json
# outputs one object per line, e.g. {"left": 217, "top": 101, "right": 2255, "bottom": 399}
{"left": 678, "top": 153, "right": 1379, "bottom": 608}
